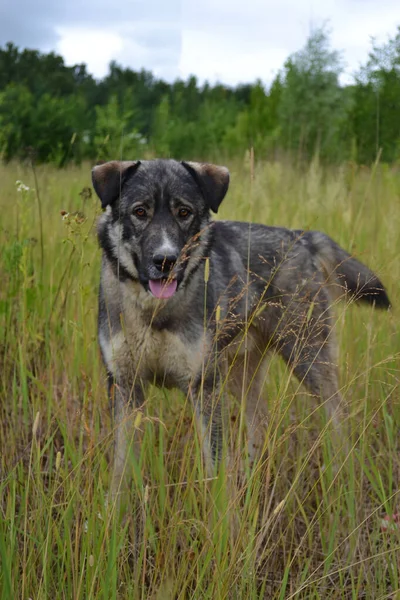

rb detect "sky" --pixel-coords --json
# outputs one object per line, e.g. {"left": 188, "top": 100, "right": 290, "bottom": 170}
{"left": 1, "top": 0, "right": 399, "bottom": 87}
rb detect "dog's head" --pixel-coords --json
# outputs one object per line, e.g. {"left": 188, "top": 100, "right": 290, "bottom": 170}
{"left": 93, "top": 159, "right": 229, "bottom": 299}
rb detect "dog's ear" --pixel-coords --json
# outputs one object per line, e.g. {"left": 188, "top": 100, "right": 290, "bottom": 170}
{"left": 181, "top": 161, "right": 230, "bottom": 213}
{"left": 92, "top": 160, "right": 141, "bottom": 208}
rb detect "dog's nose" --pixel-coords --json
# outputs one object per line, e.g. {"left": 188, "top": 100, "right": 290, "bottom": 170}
{"left": 153, "top": 253, "right": 177, "bottom": 273}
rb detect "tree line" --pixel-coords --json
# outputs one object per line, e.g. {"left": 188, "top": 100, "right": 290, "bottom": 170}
{"left": 0, "top": 26, "right": 399, "bottom": 166}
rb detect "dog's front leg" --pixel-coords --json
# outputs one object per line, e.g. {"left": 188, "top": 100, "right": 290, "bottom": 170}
{"left": 192, "top": 371, "right": 242, "bottom": 542}
{"left": 192, "top": 372, "right": 225, "bottom": 477}
{"left": 109, "top": 376, "right": 145, "bottom": 509}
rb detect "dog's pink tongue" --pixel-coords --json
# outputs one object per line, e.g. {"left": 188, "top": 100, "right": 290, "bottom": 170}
{"left": 149, "top": 279, "right": 177, "bottom": 299}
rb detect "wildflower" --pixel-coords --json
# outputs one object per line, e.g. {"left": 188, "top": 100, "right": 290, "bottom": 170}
{"left": 72, "top": 211, "right": 86, "bottom": 224}
{"left": 79, "top": 187, "right": 92, "bottom": 201}
{"left": 15, "top": 180, "right": 30, "bottom": 193}
{"left": 380, "top": 513, "right": 400, "bottom": 533}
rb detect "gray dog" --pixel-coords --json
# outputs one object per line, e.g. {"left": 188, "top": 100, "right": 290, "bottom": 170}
{"left": 92, "top": 159, "right": 390, "bottom": 500}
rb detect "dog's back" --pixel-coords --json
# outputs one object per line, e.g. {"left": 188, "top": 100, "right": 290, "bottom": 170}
{"left": 205, "top": 221, "right": 389, "bottom": 322}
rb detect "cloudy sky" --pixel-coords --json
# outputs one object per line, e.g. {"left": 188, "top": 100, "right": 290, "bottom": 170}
{"left": 1, "top": 0, "right": 399, "bottom": 86}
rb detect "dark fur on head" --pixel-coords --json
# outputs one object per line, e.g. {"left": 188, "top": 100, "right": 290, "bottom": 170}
{"left": 93, "top": 159, "right": 230, "bottom": 291}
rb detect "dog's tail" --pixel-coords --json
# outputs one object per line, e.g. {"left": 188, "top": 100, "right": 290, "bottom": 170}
{"left": 302, "top": 231, "right": 391, "bottom": 309}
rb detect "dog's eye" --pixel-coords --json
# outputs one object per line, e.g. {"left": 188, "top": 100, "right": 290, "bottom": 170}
{"left": 178, "top": 207, "right": 191, "bottom": 219}
{"left": 133, "top": 206, "right": 147, "bottom": 219}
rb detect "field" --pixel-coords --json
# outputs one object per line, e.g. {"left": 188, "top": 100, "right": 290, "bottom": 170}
{"left": 0, "top": 156, "right": 399, "bottom": 599}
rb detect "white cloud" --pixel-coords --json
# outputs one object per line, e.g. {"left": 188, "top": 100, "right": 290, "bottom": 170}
{"left": 47, "top": 0, "right": 400, "bottom": 85}
{"left": 57, "top": 28, "right": 123, "bottom": 77}
{"left": 56, "top": 21, "right": 182, "bottom": 80}
{"left": 179, "top": 29, "right": 289, "bottom": 85}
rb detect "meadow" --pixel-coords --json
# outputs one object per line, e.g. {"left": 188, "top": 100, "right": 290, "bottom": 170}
{"left": 0, "top": 156, "right": 399, "bottom": 599}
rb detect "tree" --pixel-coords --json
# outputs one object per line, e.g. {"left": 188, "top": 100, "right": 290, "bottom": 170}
{"left": 151, "top": 95, "right": 172, "bottom": 156}
{"left": 94, "top": 90, "right": 146, "bottom": 161}
{"left": 0, "top": 83, "right": 88, "bottom": 164}
{"left": 278, "top": 25, "right": 351, "bottom": 161}
{"left": 2, "top": 30, "right": 400, "bottom": 167}
{"left": 223, "top": 79, "right": 282, "bottom": 157}
{"left": 351, "top": 27, "right": 400, "bottom": 162}
{"left": 0, "top": 83, "right": 33, "bottom": 161}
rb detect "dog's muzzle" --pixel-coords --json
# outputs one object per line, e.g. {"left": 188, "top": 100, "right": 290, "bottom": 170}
{"left": 145, "top": 251, "right": 180, "bottom": 299}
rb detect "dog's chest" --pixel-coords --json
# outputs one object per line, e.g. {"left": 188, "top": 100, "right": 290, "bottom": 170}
{"left": 121, "top": 307, "right": 206, "bottom": 388}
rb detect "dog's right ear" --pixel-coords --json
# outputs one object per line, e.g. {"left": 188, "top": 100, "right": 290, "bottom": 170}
{"left": 92, "top": 160, "right": 141, "bottom": 209}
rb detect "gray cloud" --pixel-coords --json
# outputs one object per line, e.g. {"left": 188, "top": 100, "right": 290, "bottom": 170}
{"left": 1, "top": 0, "right": 400, "bottom": 84}
{"left": 0, "top": 0, "right": 62, "bottom": 50}
{"left": 0, "top": 0, "right": 182, "bottom": 79}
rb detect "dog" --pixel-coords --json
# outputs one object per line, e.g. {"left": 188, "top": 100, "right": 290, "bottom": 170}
{"left": 92, "top": 159, "right": 390, "bottom": 501}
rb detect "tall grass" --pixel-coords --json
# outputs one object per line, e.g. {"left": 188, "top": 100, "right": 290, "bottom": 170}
{"left": 0, "top": 157, "right": 399, "bottom": 599}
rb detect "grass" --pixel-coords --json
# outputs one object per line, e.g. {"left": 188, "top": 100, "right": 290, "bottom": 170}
{"left": 0, "top": 155, "right": 399, "bottom": 599}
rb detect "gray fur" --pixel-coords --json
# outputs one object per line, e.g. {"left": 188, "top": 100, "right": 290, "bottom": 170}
{"left": 92, "top": 159, "right": 390, "bottom": 500}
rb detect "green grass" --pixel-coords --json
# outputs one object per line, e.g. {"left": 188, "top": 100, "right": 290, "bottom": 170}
{"left": 0, "top": 156, "right": 399, "bottom": 599}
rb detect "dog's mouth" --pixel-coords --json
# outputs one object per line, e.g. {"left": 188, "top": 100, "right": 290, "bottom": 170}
{"left": 148, "top": 278, "right": 178, "bottom": 299}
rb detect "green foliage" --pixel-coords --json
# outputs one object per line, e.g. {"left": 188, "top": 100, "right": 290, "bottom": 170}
{"left": 0, "top": 83, "right": 33, "bottom": 160}
{"left": 1, "top": 26, "right": 400, "bottom": 165}
{"left": 223, "top": 80, "right": 282, "bottom": 157}
{"left": 351, "top": 26, "right": 400, "bottom": 162}
{"left": 278, "top": 26, "right": 351, "bottom": 161}
{"left": 94, "top": 90, "right": 146, "bottom": 161}
{"left": 151, "top": 95, "right": 172, "bottom": 156}
{"left": 0, "top": 82, "right": 88, "bottom": 165}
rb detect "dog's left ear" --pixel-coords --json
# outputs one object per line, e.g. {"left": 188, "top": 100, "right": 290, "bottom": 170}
{"left": 181, "top": 161, "right": 230, "bottom": 213}
{"left": 92, "top": 160, "right": 141, "bottom": 208}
